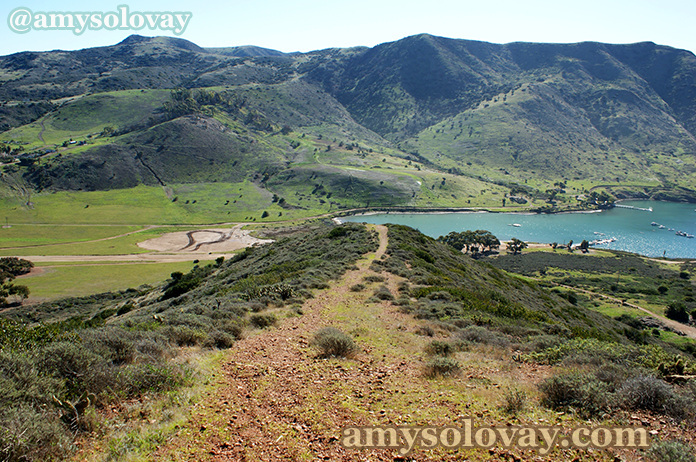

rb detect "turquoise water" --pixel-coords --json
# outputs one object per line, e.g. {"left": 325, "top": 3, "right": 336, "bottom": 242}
{"left": 342, "top": 200, "right": 696, "bottom": 259}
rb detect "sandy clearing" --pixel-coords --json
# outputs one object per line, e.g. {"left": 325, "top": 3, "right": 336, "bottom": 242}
{"left": 137, "top": 224, "right": 272, "bottom": 253}
{"left": 14, "top": 225, "right": 274, "bottom": 263}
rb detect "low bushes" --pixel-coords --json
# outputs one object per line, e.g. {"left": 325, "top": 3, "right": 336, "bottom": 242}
{"left": 424, "top": 340, "right": 454, "bottom": 357}
{"left": 501, "top": 388, "right": 528, "bottom": 416}
{"left": 0, "top": 406, "right": 73, "bottom": 462}
{"left": 539, "top": 371, "right": 696, "bottom": 421}
{"left": 423, "top": 357, "right": 461, "bottom": 378}
{"left": 311, "top": 327, "right": 357, "bottom": 358}
{"left": 0, "top": 326, "right": 192, "bottom": 462}
{"left": 539, "top": 373, "right": 613, "bottom": 418}
{"left": 647, "top": 440, "right": 696, "bottom": 462}
{"left": 249, "top": 313, "right": 277, "bottom": 329}
{"left": 454, "top": 325, "right": 511, "bottom": 348}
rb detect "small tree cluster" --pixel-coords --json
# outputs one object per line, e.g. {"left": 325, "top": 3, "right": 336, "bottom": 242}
{"left": 437, "top": 229, "right": 500, "bottom": 254}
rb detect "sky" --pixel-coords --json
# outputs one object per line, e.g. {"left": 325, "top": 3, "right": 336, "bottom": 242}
{"left": 1, "top": 0, "right": 696, "bottom": 56}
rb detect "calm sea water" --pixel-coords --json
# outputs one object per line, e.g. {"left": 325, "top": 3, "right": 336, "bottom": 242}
{"left": 342, "top": 200, "right": 696, "bottom": 259}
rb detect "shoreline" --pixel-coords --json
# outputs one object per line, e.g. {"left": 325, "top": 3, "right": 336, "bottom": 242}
{"left": 334, "top": 206, "right": 607, "bottom": 223}
{"left": 335, "top": 200, "right": 696, "bottom": 260}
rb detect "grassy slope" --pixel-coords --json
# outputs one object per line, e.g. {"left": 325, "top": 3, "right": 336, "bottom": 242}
{"left": 146, "top": 224, "right": 695, "bottom": 461}
{"left": 401, "top": 81, "right": 696, "bottom": 193}
{"left": 489, "top": 249, "right": 696, "bottom": 351}
{"left": 0, "top": 90, "right": 170, "bottom": 149}
{"left": 3, "top": 223, "right": 695, "bottom": 460}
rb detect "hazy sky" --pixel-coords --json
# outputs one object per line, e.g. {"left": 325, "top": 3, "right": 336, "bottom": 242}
{"left": 2, "top": 0, "right": 696, "bottom": 56}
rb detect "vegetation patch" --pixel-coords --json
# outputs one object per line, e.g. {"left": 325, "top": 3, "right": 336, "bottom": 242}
{"left": 311, "top": 327, "right": 357, "bottom": 358}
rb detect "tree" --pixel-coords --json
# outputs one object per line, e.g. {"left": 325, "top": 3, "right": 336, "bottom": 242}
{"left": 0, "top": 279, "right": 30, "bottom": 305}
{"left": 437, "top": 231, "right": 473, "bottom": 252}
{"left": 579, "top": 240, "right": 590, "bottom": 253}
{"left": 0, "top": 257, "right": 33, "bottom": 306}
{"left": 506, "top": 238, "right": 527, "bottom": 255}
{"left": 474, "top": 230, "right": 500, "bottom": 252}
{"left": 665, "top": 302, "right": 689, "bottom": 324}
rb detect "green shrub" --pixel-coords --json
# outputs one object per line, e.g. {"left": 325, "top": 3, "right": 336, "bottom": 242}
{"left": 455, "top": 325, "right": 510, "bottom": 348}
{"left": 0, "top": 406, "right": 72, "bottom": 462}
{"left": 311, "top": 327, "right": 357, "bottom": 358}
{"left": 647, "top": 440, "right": 696, "bottom": 462}
{"left": 501, "top": 388, "right": 527, "bottom": 415}
{"left": 349, "top": 283, "right": 366, "bottom": 292}
{"left": 373, "top": 285, "right": 394, "bottom": 301}
{"left": 539, "top": 373, "right": 613, "bottom": 417}
{"left": 327, "top": 226, "right": 349, "bottom": 238}
{"left": 81, "top": 328, "right": 136, "bottom": 365}
{"left": 219, "top": 319, "right": 245, "bottom": 339}
{"left": 166, "top": 325, "right": 207, "bottom": 346}
{"left": 118, "top": 363, "right": 189, "bottom": 396}
{"left": 425, "top": 340, "right": 454, "bottom": 357}
{"left": 249, "top": 313, "right": 277, "bottom": 329}
{"left": 204, "top": 330, "right": 236, "bottom": 349}
{"left": 423, "top": 357, "right": 461, "bottom": 378}
{"left": 116, "top": 302, "right": 134, "bottom": 316}
{"left": 415, "top": 325, "right": 435, "bottom": 337}
{"left": 38, "top": 341, "right": 114, "bottom": 399}
{"left": 0, "top": 350, "right": 61, "bottom": 407}
{"left": 617, "top": 375, "right": 695, "bottom": 420}
{"left": 363, "top": 275, "right": 385, "bottom": 283}
{"left": 665, "top": 302, "right": 690, "bottom": 324}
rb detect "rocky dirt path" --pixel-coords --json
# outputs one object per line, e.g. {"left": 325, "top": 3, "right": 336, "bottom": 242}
{"left": 150, "top": 225, "right": 605, "bottom": 462}
{"left": 154, "top": 225, "right": 408, "bottom": 461}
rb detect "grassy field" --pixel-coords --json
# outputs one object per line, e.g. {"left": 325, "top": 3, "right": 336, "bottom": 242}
{"left": 0, "top": 226, "right": 204, "bottom": 257}
{"left": 0, "top": 183, "right": 323, "bottom": 225}
{"left": 19, "top": 261, "right": 197, "bottom": 301}
{"left": 0, "top": 224, "right": 144, "bottom": 248}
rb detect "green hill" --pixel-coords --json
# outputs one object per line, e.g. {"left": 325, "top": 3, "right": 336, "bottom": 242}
{"left": 2, "top": 34, "right": 696, "bottom": 210}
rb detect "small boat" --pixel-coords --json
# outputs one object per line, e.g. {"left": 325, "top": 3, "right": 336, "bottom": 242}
{"left": 651, "top": 222, "right": 659, "bottom": 226}
{"left": 687, "top": 234, "right": 695, "bottom": 239}
{"left": 509, "top": 223, "right": 521, "bottom": 227}
{"left": 589, "top": 237, "right": 617, "bottom": 245}
{"left": 658, "top": 225, "right": 666, "bottom": 229}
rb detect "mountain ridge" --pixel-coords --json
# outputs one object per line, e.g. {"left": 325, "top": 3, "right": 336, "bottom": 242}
{"left": 2, "top": 33, "right": 696, "bottom": 211}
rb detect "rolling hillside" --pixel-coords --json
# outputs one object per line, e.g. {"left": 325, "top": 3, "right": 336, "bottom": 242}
{"left": 2, "top": 33, "right": 696, "bottom": 214}
{"left": 2, "top": 223, "right": 695, "bottom": 460}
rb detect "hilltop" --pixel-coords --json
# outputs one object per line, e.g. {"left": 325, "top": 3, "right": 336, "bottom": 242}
{"left": 1, "top": 34, "right": 696, "bottom": 221}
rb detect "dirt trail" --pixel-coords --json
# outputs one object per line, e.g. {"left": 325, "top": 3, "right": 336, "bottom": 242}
{"left": 152, "top": 225, "right": 559, "bottom": 462}
{"left": 154, "top": 225, "right": 402, "bottom": 461}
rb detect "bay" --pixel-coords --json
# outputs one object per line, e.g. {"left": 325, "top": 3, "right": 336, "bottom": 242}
{"left": 341, "top": 200, "right": 696, "bottom": 259}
